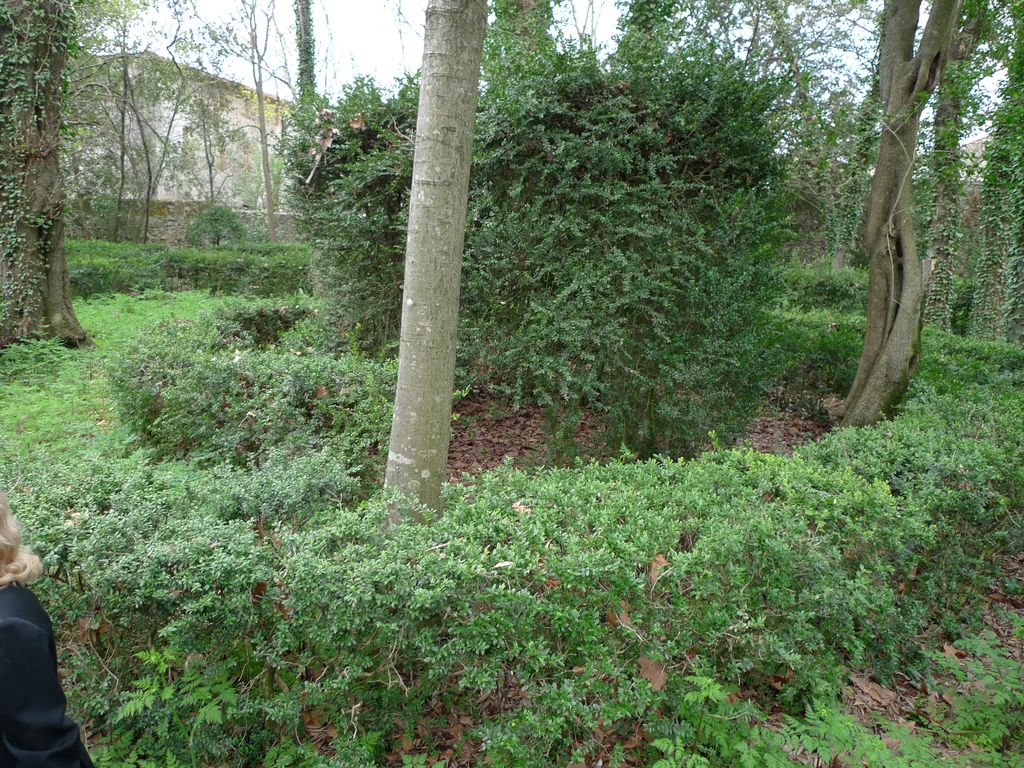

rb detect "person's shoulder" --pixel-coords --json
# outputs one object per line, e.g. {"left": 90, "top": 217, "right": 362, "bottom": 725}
{"left": 0, "top": 584, "right": 52, "bottom": 634}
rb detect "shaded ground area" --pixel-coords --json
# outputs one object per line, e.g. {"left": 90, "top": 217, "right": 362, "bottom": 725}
{"left": 829, "top": 553, "right": 1024, "bottom": 767}
{"left": 447, "top": 389, "right": 838, "bottom": 481}
{"left": 740, "top": 393, "right": 839, "bottom": 456}
{"left": 447, "top": 387, "right": 601, "bottom": 481}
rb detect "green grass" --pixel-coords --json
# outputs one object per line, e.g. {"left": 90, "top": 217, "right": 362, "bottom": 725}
{"left": 0, "top": 292, "right": 227, "bottom": 455}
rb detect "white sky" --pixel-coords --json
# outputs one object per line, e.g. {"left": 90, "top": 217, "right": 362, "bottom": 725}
{"left": 134, "top": 0, "right": 998, "bottom": 143}
{"left": 156, "top": 0, "right": 621, "bottom": 99}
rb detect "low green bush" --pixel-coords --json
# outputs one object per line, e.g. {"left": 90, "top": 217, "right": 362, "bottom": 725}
{"left": 769, "top": 309, "right": 863, "bottom": 396}
{"left": 67, "top": 240, "right": 312, "bottom": 298}
{"left": 107, "top": 300, "right": 395, "bottom": 475}
{"left": 186, "top": 204, "right": 249, "bottom": 247}
{"left": 4, "top": 324, "right": 1021, "bottom": 767}
{"left": 781, "top": 265, "right": 868, "bottom": 314}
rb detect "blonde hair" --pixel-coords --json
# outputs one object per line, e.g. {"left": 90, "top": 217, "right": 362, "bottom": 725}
{"left": 0, "top": 492, "right": 42, "bottom": 587}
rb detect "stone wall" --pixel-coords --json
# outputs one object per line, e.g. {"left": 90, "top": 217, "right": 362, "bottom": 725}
{"left": 67, "top": 199, "right": 301, "bottom": 245}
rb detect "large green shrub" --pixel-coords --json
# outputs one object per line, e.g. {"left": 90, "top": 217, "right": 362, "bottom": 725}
{"left": 290, "top": 45, "right": 787, "bottom": 455}
{"left": 465, "top": 44, "right": 787, "bottom": 455}
{"left": 289, "top": 77, "right": 418, "bottom": 349}
{"left": 67, "top": 240, "right": 312, "bottom": 298}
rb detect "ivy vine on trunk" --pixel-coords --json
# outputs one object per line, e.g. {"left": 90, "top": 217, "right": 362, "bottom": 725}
{"left": 838, "top": 0, "right": 960, "bottom": 426}
{"left": 923, "top": 0, "right": 984, "bottom": 331}
{"left": 972, "top": 4, "right": 1024, "bottom": 343}
{"left": 294, "top": 0, "right": 315, "bottom": 102}
{"left": 0, "top": 0, "right": 87, "bottom": 348}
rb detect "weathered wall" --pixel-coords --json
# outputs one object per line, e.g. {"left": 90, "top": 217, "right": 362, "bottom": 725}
{"left": 67, "top": 200, "right": 301, "bottom": 245}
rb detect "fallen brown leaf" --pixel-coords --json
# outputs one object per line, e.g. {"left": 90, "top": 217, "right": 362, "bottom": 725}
{"left": 850, "top": 674, "right": 897, "bottom": 707}
{"left": 638, "top": 656, "right": 668, "bottom": 691}
{"left": 648, "top": 553, "right": 670, "bottom": 586}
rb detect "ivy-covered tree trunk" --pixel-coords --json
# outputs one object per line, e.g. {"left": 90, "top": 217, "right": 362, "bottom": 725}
{"left": 384, "top": 0, "right": 487, "bottom": 518}
{"left": 838, "top": 0, "right": 960, "bottom": 427}
{"left": 995, "top": 13, "right": 1024, "bottom": 344}
{"left": 294, "top": 0, "right": 315, "bottom": 102}
{"left": 923, "top": 82, "right": 962, "bottom": 330}
{"left": 0, "top": 0, "right": 87, "bottom": 348}
{"left": 924, "top": 5, "right": 983, "bottom": 330}
{"left": 971, "top": 10, "right": 1022, "bottom": 340}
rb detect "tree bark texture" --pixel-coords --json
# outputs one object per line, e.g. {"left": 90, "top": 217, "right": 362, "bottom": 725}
{"left": 0, "top": 0, "right": 87, "bottom": 348}
{"left": 839, "top": 0, "right": 960, "bottom": 427}
{"left": 924, "top": 8, "right": 983, "bottom": 330}
{"left": 384, "top": 0, "right": 487, "bottom": 518}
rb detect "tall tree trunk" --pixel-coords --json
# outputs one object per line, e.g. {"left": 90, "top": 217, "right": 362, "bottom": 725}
{"left": 130, "top": 83, "right": 155, "bottom": 244}
{"left": 203, "top": 111, "right": 217, "bottom": 203}
{"left": 838, "top": 0, "right": 960, "bottom": 427}
{"left": 253, "top": 67, "right": 278, "bottom": 243}
{"left": 115, "top": 48, "right": 129, "bottom": 241}
{"left": 997, "top": 15, "right": 1024, "bottom": 344}
{"left": 384, "top": 0, "right": 487, "bottom": 519}
{"left": 923, "top": 82, "right": 960, "bottom": 330}
{"left": 294, "top": 0, "right": 315, "bottom": 102}
{"left": 924, "top": 7, "right": 983, "bottom": 330}
{"left": 0, "top": 0, "right": 87, "bottom": 348}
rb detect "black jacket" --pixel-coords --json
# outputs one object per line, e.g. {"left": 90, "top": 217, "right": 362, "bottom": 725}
{"left": 0, "top": 585, "right": 95, "bottom": 768}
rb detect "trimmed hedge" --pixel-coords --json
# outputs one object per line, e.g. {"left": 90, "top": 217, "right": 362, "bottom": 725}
{"left": 67, "top": 240, "right": 312, "bottom": 298}
{"left": 3, "top": 319, "right": 1022, "bottom": 766}
{"left": 108, "top": 300, "right": 394, "bottom": 479}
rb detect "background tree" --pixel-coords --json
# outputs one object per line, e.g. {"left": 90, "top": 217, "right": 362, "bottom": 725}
{"left": 971, "top": 1, "right": 1023, "bottom": 341}
{"left": 384, "top": 0, "right": 488, "bottom": 517}
{"left": 0, "top": 0, "right": 87, "bottom": 347}
{"left": 214, "top": 0, "right": 292, "bottom": 243}
{"left": 294, "top": 0, "right": 315, "bottom": 101}
{"left": 180, "top": 78, "right": 248, "bottom": 204}
{"left": 923, "top": 0, "right": 986, "bottom": 330}
{"left": 64, "top": 1, "right": 219, "bottom": 240}
{"left": 838, "top": 0, "right": 960, "bottom": 426}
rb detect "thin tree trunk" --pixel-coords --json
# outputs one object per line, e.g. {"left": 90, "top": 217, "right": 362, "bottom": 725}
{"left": 203, "top": 110, "right": 217, "bottom": 203}
{"left": 253, "top": 69, "right": 277, "bottom": 242}
{"left": 384, "top": 0, "right": 488, "bottom": 519}
{"left": 0, "top": 0, "right": 87, "bottom": 348}
{"left": 838, "top": 0, "right": 960, "bottom": 426}
{"left": 131, "top": 94, "right": 154, "bottom": 244}
{"left": 116, "top": 49, "right": 129, "bottom": 241}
